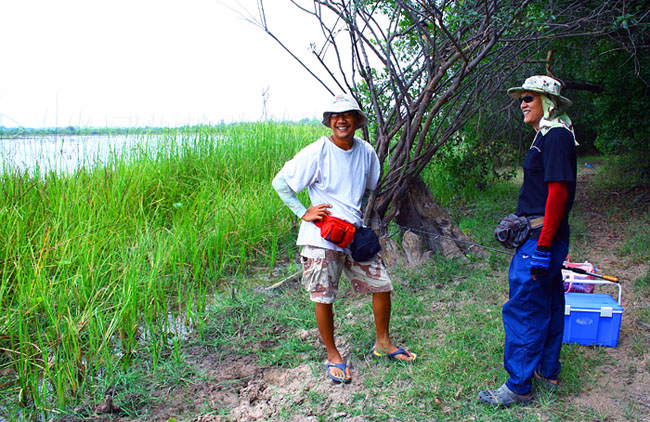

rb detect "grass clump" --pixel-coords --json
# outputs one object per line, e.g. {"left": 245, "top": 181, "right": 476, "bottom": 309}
{"left": 590, "top": 152, "right": 650, "bottom": 191}
{"left": 618, "top": 209, "right": 650, "bottom": 265}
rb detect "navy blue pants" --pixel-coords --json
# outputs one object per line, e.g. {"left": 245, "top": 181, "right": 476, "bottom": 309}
{"left": 503, "top": 238, "right": 569, "bottom": 395}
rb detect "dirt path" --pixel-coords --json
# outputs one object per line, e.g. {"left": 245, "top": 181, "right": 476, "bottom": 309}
{"left": 562, "top": 166, "right": 650, "bottom": 420}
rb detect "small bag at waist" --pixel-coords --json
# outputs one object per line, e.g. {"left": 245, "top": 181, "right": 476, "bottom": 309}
{"left": 313, "top": 216, "right": 356, "bottom": 248}
{"left": 494, "top": 214, "right": 544, "bottom": 249}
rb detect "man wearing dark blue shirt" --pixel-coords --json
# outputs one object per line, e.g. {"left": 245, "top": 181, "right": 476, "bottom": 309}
{"left": 479, "top": 75, "right": 577, "bottom": 407}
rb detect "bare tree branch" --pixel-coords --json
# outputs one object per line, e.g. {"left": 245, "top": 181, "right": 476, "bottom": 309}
{"left": 240, "top": 0, "right": 647, "bottom": 242}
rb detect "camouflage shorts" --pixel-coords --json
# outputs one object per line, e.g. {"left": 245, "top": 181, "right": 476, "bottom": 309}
{"left": 300, "top": 245, "right": 393, "bottom": 304}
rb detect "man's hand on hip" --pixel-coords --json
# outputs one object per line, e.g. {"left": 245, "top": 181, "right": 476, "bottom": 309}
{"left": 303, "top": 204, "right": 332, "bottom": 222}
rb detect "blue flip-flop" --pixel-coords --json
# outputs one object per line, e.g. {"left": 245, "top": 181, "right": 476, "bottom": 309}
{"left": 373, "top": 347, "right": 417, "bottom": 362}
{"left": 324, "top": 360, "right": 351, "bottom": 384}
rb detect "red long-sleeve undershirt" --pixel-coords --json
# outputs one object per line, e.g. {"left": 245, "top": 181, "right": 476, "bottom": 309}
{"left": 538, "top": 181, "right": 568, "bottom": 248}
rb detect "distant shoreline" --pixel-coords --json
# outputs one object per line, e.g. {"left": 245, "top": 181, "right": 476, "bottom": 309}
{"left": 0, "top": 119, "right": 320, "bottom": 139}
{"left": 0, "top": 126, "right": 184, "bottom": 139}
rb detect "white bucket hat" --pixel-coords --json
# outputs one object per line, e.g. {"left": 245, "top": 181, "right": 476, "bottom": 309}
{"left": 322, "top": 93, "right": 369, "bottom": 128}
{"left": 507, "top": 75, "right": 573, "bottom": 108}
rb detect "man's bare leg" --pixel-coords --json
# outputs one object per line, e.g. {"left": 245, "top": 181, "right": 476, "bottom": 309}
{"left": 372, "top": 291, "right": 416, "bottom": 361}
{"left": 316, "top": 302, "right": 351, "bottom": 380}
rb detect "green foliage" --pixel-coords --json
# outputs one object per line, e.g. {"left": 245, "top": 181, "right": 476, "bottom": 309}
{"left": 421, "top": 133, "right": 519, "bottom": 210}
{"left": 544, "top": 2, "right": 650, "bottom": 156}
{"left": 592, "top": 153, "right": 650, "bottom": 190}
{"left": 591, "top": 58, "right": 650, "bottom": 154}
{"left": 447, "top": 1, "right": 649, "bottom": 183}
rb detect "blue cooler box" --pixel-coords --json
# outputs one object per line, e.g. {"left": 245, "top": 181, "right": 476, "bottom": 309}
{"left": 563, "top": 292, "right": 623, "bottom": 347}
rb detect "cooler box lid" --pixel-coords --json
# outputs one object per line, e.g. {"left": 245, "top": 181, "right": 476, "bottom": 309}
{"left": 565, "top": 293, "right": 623, "bottom": 317}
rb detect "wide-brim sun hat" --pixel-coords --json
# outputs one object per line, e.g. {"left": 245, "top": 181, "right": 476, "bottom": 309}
{"left": 507, "top": 75, "right": 573, "bottom": 108}
{"left": 322, "top": 93, "right": 369, "bottom": 128}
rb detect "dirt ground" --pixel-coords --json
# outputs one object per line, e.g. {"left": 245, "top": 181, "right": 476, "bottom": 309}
{"left": 79, "top": 166, "right": 650, "bottom": 422}
{"left": 562, "top": 168, "right": 650, "bottom": 420}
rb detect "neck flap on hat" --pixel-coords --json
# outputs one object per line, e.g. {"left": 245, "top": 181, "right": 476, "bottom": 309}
{"left": 537, "top": 94, "right": 579, "bottom": 146}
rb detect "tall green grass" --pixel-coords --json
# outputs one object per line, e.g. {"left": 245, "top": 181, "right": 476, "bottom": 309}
{"left": 0, "top": 122, "right": 327, "bottom": 415}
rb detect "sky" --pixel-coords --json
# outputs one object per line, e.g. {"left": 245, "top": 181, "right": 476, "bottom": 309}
{"left": 0, "top": 0, "right": 335, "bottom": 128}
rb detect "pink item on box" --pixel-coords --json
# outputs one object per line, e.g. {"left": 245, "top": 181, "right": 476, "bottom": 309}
{"left": 562, "top": 261, "right": 596, "bottom": 293}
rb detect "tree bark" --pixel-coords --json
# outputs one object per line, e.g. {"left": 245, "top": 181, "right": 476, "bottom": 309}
{"left": 388, "top": 176, "right": 486, "bottom": 260}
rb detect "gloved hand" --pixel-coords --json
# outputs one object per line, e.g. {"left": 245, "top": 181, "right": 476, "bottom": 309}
{"left": 530, "top": 245, "right": 551, "bottom": 278}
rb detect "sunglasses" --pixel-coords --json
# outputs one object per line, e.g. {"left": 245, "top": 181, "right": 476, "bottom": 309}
{"left": 518, "top": 95, "right": 536, "bottom": 104}
{"left": 330, "top": 111, "right": 358, "bottom": 119}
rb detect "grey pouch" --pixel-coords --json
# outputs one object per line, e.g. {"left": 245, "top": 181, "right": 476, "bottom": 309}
{"left": 494, "top": 214, "right": 531, "bottom": 249}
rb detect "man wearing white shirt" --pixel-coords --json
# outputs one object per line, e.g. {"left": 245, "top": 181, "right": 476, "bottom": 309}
{"left": 272, "top": 94, "right": 416, "bottom": 385}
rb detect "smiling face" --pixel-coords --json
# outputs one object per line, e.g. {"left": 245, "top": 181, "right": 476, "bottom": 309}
{"left": 328, "top": 111, "right": 361, "bottom": 149}
{"left": 520, "top": 91, "right": 544, "bottom": 130}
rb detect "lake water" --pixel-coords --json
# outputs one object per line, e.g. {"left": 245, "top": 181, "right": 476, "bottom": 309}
{"left": 0, "top": 134, "right": 157, "bottom": 175}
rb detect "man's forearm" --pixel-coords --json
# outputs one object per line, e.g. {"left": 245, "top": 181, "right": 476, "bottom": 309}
{"left": 272, "top": 170, "right": 307, "bottom": 219}
{"left": 538, "top": 181, "right": 568, "bottom": 248}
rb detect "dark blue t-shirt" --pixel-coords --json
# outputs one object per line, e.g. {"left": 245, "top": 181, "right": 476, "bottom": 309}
{"left": 515, "top": 127, "right": 577, "bottom": 242}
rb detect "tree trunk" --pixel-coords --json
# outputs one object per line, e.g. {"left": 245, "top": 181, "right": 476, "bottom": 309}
{"left": 384, "top": 176, "right": 486, "bottom": 261}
